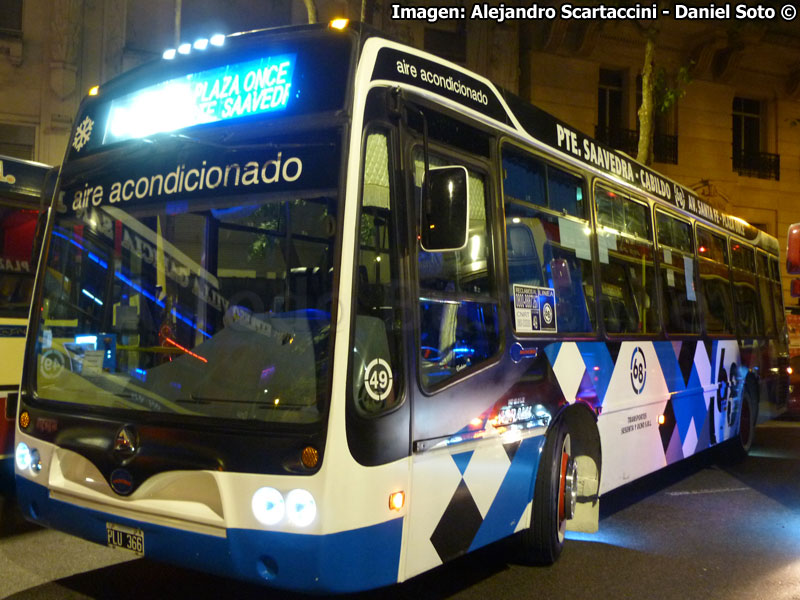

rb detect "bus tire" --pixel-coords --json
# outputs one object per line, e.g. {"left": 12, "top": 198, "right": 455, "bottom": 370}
{"left": 720, "top": 388, "right": 756, "bottom": 463}
{"left": 519, "top": 419, "right": 576, "bottom": 565}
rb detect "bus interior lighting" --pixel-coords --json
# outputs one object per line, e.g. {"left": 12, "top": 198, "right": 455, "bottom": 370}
{"left": 209, "top": 34, "right": 225, "bottom": 47}
{"left": 251, "top": 487, "right": 285, "bottom": 526}
{"left": 75, "top": 335, "right": 98, "bottom": 348}
{"left": 163, "top": 337, "right": 208, "bottom": 363}
{"left": 81, "top": 289, "right": 103, "bottom": 306}
{"left": 177, "top": 43, "right": 191, "bottom": 55}
{"left": 285, "top": 489, "right": 316, "bottom": 527}
{"left": 389, "top": 491, "right": 405, "bottom": 511}
{"left": 193, "top": 38, "right": 209, "bottom": 50}
{"left": 162, "top": 48, "right": 177, "bottom": 60}
{"left": 329, "top": 18, "right": 349, "bottom": 30}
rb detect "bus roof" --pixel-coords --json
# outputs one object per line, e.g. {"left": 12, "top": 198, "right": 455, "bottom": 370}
{"left": 360, "top": 29, "right": 778, "bottom": 254}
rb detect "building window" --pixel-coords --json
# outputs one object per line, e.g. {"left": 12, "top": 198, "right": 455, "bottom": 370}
{"left": 0, "top": 0, "right": 23, "bottom": 37}
{"left": 597, "top": 69, "right": 624, "bottom": 139}
{"left": 732, "top": 97, "right": 779, "bottom": 180}
{"left": 597, "top": 72, "right": 678, "bottom": 164}
{"left": 0, "top": 123, "right": 35, "bottom": 160}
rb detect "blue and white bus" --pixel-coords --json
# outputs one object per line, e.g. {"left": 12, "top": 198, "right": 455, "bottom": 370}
{"left": 0, "top": 155, "right": 51, "bottom": 482}
{"left": 14, "top": 21, "right": 787, "bottom": 592}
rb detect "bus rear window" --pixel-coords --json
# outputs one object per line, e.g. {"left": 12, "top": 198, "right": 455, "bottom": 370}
{"left": 0, "top": 206, "right": 39, "bottom": 318}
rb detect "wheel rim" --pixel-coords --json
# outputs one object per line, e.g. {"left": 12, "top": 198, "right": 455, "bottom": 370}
{"left": 556, "top": 434, "right": 573, "bottom": 541}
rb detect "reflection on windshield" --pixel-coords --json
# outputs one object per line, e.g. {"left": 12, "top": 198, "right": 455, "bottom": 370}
{"left": 36, "top": 191, "right": 337, "bottom": 425}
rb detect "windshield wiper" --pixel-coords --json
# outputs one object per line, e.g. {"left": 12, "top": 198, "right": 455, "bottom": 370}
{"left": 179, "top": 394, "right": 280, "bottom": 408}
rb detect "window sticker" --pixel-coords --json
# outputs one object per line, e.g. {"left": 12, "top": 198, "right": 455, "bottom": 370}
{"left": 663, "top": 248, "right": 672, "bottom": 264}
{"left": 513, "top": 284, "right": 557, "bottom": 333}
{"left": 558, "top": 217, "right": 591, "bottom": 261}
{"left": 597, "top": 229, "right": 616, "bottom": 264}
{"left": 684, "top": 256, "right": 696, "bottom": 301}
{"left": 667, "top": 268, "right": 675, "bottom": 287}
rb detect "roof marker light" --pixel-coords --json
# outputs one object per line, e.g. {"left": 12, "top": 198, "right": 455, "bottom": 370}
{"left": 178, "top": 43, "right": 191, "bottom": 55}
{"left": 88, "top": 85, "right": 99, "bottom": 96}
{"left": 162, "top": 48, "right": 177, "bottom": 60}
{"left": 210, "top": 33, "right": 225, "bottom": 47}
{"left": 193, "top": 38, "right": 209, "bottom": 50}
{"left": 329, "top": 18, "right": 349, "bottom": 29}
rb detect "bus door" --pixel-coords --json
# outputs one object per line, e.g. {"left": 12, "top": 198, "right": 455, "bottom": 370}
{"left": 397, "top": 111, "right": 536, "bottom": 581}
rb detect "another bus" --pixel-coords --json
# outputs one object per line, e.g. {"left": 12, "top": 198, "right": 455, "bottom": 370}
{"left": 0, "top": 155, "right": 50, "bottom": 483}
{"left": 14, "top": 22, "right": 787, "bottom": 592}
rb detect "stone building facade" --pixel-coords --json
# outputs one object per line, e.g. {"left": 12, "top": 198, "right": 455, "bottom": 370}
{"left": 1, "top": 0, "right": 799, "bottom": 305}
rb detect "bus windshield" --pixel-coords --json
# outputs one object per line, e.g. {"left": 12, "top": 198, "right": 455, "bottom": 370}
{"left": 34, "top": 129, "right": 341, "bottom": 426}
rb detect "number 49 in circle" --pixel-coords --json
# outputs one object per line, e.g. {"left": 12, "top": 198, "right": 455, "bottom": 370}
{"left": 365, "top": 358, "right": 393, "bottom": 401}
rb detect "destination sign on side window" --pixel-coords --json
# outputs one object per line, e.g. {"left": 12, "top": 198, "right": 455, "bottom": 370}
{"left": 102, "top": 54, "right": 296, "bottom": 145}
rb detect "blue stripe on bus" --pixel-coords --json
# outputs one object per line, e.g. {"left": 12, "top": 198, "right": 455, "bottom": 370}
{"left": 576, "top": 342, "right": 615, "bottom": 402}
{"left": 15, "top": 477, "right": 403, "bottom": 593}
{"left": 469, "top": 434, "right": 544, "bottom": 551}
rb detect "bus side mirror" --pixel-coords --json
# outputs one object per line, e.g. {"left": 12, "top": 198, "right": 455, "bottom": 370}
{"left": 788, "top": 223, "right": 800, "bottom": 274}
{"left": 420, "top": 166, "right": 469, "bottom": 252}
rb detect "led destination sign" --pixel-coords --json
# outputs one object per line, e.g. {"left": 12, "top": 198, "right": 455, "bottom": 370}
{"left": 104, "top": 53, "right": 296, "bottom": 144}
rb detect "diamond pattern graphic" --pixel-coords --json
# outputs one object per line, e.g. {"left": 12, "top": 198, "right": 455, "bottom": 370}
{"left": 430, "top": 479, "right": 483, "bottom": 563}
{"left": 550, "top": 342, "right": 586, "bottom": 403}
{"left": 462, "top": 442, "right": 511, "bottom": 518}
{"left": 452, "top": 450, "right": 473, "bottom": 476}
{"left": 681, "top": 416, "right": 698, "bottom": 458}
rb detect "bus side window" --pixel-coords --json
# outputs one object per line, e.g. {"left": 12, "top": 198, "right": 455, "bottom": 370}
{"left": 756, "top": 251, "right": 777, "bottom": 338}
{"left": 595, "top": 187, "right": 659, "bottom": 335}
{"left": 655, "top": 211, "right": 701, "bottom": 335}
{"left": 414, "top": 149, "right": 499, "bottom": 389}
{"left": 769, "top": 256, "right": 785, "bottom": 342}
{"left": 697, "top": 226, "right": 734, "bottom": 335}
{"left": 730, "top": 242, "right": 762, "bottom": 337}
{"left": 350, "top": 130, "right": 404, "bottom": 415}
{"left": 502, "top": 145, "right": 595, "bottom": 334}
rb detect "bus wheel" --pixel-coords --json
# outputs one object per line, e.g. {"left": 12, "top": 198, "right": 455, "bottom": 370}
{"left": 519, "top": 420, "right": 577, "bottom": 565}
{"left": 720, "top": 388, "right": 756, "bottom": 463}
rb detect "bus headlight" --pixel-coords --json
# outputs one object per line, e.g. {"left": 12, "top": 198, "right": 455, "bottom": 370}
{"left": 286, "top": 489, "right": 316, "bottom": 527}
{"left": 251, "top": 487, "right": 285, "bottom": 526}
{"left": 15, "top": 442, "right": 31, "bottom": 471}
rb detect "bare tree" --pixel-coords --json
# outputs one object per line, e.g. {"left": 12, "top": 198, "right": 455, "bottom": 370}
{"left": 636, "top": 28, "right": 657, "bottom": 165}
